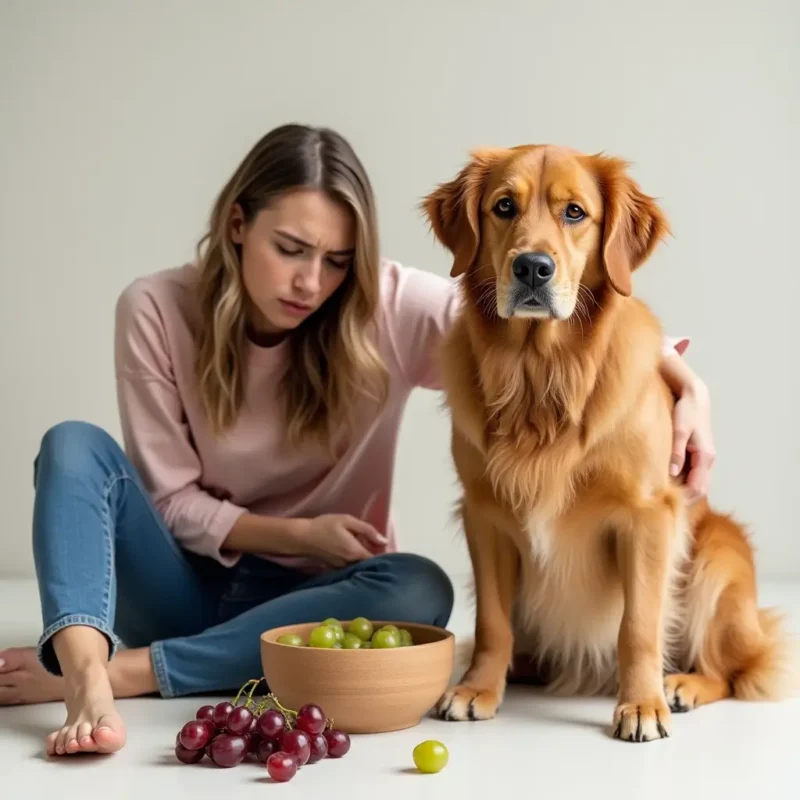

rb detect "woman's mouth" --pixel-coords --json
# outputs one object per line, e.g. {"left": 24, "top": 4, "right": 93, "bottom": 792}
{"left": 279, "top": 299, "right": 313, "bottom": 317}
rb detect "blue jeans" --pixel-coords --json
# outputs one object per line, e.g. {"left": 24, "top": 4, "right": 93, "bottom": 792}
{"left": 31, "top": 421, "right": 454, "bottom": 698}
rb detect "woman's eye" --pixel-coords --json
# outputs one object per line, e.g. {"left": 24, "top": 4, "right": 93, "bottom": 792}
{"left": 327, "top": 259, "right": 350, "bottom": 270}
{"left": 564, "top": 203, "right": 586, "bottom": 222}
{"left": 492, "top": 197, "right": 516, "bottom": 219}
{"left": 277, "top": 244, "right": 303, "bottom": 256}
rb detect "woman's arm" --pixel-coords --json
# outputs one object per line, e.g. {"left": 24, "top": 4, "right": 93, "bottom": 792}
{"left": 380, "top": 260, "right": 461, "bottom": 390}
{"left": 221, "top": 513, "right": 305, "bottom": 555}
{"left": 222, "top": 512, "right": 387, "bottom": 566}
{"left": 385, "top": 262, "right": 717, "bottom": 500}
{"left": 114, "top": 281, "right": 250, "bottom": 566}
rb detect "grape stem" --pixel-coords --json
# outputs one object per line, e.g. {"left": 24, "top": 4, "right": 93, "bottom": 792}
{"left": 260, "top": 691, "right": 335, "bottom": 730}
{"left": 232, "top": 677, "right": 336, "bottom": 729}
{"left": 231, "top": 677, "right": 265, "bottom": 707}
{"left": 265, "top": 693, "right": 296, "bottom": 720}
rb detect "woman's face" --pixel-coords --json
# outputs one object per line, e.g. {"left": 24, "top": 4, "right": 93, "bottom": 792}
{"left": 230, "top": 188, "right": 355, "bottom": 342}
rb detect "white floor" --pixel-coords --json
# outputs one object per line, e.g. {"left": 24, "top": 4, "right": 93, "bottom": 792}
{"left": 1, "top": 577, "right": 799, "bottom": 799}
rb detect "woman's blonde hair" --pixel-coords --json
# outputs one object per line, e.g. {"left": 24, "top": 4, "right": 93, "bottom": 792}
{"left": 193, "top": 124, "right": 389, "bottom": 449}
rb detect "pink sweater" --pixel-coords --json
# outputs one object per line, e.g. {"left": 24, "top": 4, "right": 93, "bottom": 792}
{"left": 114, "top": 260, "right": 688, "bottom": 571}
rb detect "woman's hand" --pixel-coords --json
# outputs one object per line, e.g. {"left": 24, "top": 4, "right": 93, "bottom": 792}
{"left": 660, "top": 354, "right": 716, "bottom": 503}
{"left": 296, "top": 514, "right": 388, "bottom": 568}
{"left": 222, "top": 511, "right": 387, "bottom": 565}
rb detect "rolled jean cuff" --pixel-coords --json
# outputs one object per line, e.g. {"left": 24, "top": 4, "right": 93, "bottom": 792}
{"left": 37, "top": 614, "right": 121, "bottom": 676}
{"left": 149, "top": 640, "right": 175, "bottom": 698}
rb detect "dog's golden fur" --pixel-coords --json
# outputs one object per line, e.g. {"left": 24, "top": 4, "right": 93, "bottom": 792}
{"left": 422, "top": 144, "right": 795, "bottom": 741}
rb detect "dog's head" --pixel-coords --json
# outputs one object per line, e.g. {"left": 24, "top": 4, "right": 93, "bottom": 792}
{"left": 423, "top": 145, "right": 670, "bottom": 320}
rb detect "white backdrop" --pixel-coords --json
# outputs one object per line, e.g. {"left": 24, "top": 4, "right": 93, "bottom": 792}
{"left": 1, "top": 0, "right": 798, "bottom": 579}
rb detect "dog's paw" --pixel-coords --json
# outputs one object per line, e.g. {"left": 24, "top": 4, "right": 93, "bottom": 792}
{"left": 664, "top": 675, "right": 697, "bottom": 713}
{"left": 612, "top": 698, "right": 671, "bottom": 742}
{"left": 436, "top": 684, "right": 500, "bottom": 722}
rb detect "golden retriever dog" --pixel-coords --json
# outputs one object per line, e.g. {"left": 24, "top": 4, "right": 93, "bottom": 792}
{"left": 422, "top": 144, "right": 795, "bottom": 741}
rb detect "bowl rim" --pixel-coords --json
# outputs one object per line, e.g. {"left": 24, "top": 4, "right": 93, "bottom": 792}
{"left": 261, "top": 619, "right": 455, "bottom": 653}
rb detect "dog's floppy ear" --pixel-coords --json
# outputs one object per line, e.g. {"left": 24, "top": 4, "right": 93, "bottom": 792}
{"left": 591, "top": 156, "right": 671, "bottom": 296}
{"left": 422, "top": 148, "right": 507, "bottom": 278}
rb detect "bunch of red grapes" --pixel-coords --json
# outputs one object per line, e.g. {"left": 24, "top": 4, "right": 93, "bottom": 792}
{"left": 174, "top": 681, "right": 350, "bottom": 783}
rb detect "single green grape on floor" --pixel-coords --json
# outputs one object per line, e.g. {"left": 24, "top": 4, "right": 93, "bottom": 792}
{"left": 413, "top": 740, "right": 449, "bottom": 773}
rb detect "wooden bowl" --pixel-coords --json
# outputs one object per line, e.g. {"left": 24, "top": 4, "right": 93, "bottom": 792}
{"left": 260, "top": 620, "right": 455, "bottom": 734}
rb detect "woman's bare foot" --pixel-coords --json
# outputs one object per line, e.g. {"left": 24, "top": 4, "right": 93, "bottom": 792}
{"left": 0, "top": 647, "right": 125, "bottom": 755}
{"left": 49, "top": 626, "right": 127, "bottom": 757}
{"left": 1, "top": 628, "right": 157, "bottom": 757}
{"left": 46, "top": 664, "right": 126, "bottom": 756}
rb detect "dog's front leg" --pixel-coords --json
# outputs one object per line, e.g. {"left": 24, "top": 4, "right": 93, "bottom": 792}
{"left": 613, "top": 499, "right": 676, "bottom": 742}
{"left": 437, "top": 493, "right": 519, "bottom": 721}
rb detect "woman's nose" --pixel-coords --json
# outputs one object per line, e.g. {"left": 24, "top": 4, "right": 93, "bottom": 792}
{"left": 295, "top": 259, "right": 322, "bottom": 294}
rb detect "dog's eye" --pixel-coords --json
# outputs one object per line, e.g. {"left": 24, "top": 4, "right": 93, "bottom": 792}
{"left": 564, "top": 203, "right": 586, "bottom": 222}
{"left": 493, "top": 197, "right": 516, "bottom": 219}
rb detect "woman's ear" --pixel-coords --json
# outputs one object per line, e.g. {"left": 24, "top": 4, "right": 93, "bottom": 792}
{"left": 589, "top": 156, "right": 671, "bottom": 296}
{"left": 228, "top": 202, "right": 246, "bottom": 245}
{"left": 422, "top": 148, "right": 508, "bottom": 278}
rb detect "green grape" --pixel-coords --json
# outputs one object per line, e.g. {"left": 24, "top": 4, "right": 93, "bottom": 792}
{"left": 378, "top": 624, "right": 400, "bottom": 636}
{"left": 277, "top": 633, "right": 304, "bottom": 647}
{"left": 309, "top": 625, "right": 337, "bottom": 648}
{"left": 413, "top": 740, "right": 449, "bottom": 773}
{"left": 322, "top": 618, "right": 344, "bottom": 643}
{"left": 333, "top": 641, "right": 343, "bottom": 649}
{"left": 361, "top": 641, "right": 372, "bottom": 649}
{"left": 342, "top": 633, "right": 363, "bottom": 649}
{"left": 348, "top": 617, "right": 374, "bottom": 642}
{"left": 371, "top": 629, "right": 400, "bottom": 649}
{"left": 399, "top": 629, "right": 414, "bottom": 647}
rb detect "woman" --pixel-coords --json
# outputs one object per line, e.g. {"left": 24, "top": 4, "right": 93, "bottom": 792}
{"left": 0, "top": 124, "right": 715, "bottom": 757}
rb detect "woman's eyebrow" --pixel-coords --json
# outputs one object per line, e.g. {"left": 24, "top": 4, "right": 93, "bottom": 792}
{"left": 275, "top": 229, "right": 355, "bottom": 256}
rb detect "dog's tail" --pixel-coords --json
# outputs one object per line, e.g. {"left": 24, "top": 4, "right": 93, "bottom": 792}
{"left": 732, "top": 607, "right": 798, "bottom": 701}
{"left": 685, "top": 507, "right": 799, "bottom": 702}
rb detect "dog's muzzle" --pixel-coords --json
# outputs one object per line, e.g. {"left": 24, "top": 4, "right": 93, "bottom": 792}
{"left": 508, "top": 251, "right": 556, "bottom": 316}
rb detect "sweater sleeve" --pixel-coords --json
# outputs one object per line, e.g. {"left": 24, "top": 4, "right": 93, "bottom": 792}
{"left": 380, "top": 261, "right": 462, "bottom": 391}
{"left": 113, "top": 281, "right": 246, "bottom": 567}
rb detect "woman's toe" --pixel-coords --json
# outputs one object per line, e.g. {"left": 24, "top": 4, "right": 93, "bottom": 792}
{"left": 55, "top": 726, "right": 70, "bottom": 755}
{"left": 93, "top": 715, "right": 126, "bottom": 753}
{"left": 77, "top": 721, "right": 97, "bottom": 751}
{"left": 65, "top": 725, "right": 81, "bottom": 753}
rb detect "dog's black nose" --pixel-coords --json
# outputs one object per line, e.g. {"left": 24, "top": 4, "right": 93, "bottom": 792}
{"left": 512, "top": 252, "right": 556, "bottom": 289}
